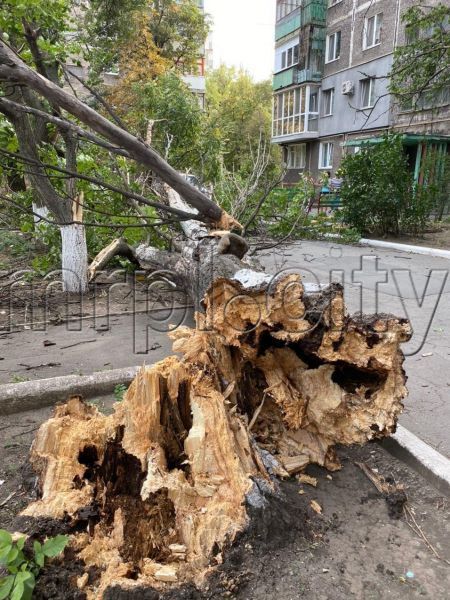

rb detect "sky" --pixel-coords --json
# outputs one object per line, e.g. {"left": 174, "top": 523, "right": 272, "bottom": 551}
{"left": 205, "top": 0, "right": 276, "bottom": 82}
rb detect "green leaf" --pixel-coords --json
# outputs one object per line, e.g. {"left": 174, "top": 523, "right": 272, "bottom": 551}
{"left": 14, "top": 572, "right": 35, "bottom": 600}
{"left": 34, "top": 548, "right": 45, "bottom": 569}
{"left": 15, "top": 538, "right": 25, "bottom": 552}
{"left": 42, "top": 535, "right": 69, "bottom": 558}
{"left": 6, "top": 546, "right": 19, "bottom": 564}
{"left": 0, "top": 531, "right": 12, "bottom": 548}
{"left": 0, "top": 575, "right": 15, "bottom": 600}
{"left": 10, "top": 579, "right": 24, "bottom": 600}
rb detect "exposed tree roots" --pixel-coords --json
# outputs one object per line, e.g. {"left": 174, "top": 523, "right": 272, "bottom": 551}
{"left": 21, "top": 273, "right": 411, "bottom": 598}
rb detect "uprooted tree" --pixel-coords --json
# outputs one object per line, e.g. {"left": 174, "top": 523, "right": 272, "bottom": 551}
{"left": 0, "top": 40, "right": 412, "bottom": 596}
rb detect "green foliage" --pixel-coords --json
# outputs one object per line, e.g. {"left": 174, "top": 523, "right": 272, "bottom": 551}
{"left": 206, "top": 66, "right": 275, "bottom": 173}
{"left": 0, "top": 0, "right": 74, "bottom": 65}
{"left": 0, "top": 232, "right": 33, "bottom": 258}
{"left": 340, "top": 135, "right": 436, "bottom": 236}
{"left": 128, "top": 73, "right": 203, "bottom": 168}
{"left": 257, "top": 179, "right": 313, "bottom": 238}
{"left": 0, "top": 529, "right": 68, "bottom": 600}
{"left": 114, "top": 384, "right": 128, "bottom": 402}
{"left": 390, "top": 3, "right": 450, "bottom": 107}
{"left": 83, "top": 0, "right": 208, "bottom": 82}
{"left": 204, "top": 67, "right": 283, "bottom": 213}
{"left": 251, "top": 181, "right": 360, "bottom": 243}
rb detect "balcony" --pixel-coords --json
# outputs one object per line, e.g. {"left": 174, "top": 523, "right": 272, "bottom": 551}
{"left": 297, "top": 69, "right": 322, "bottom": 83}
{"left": 272, "top": 129, "right": 319, "bottom": 144}
{"left": 273, "top": 67, "right": 297, "bottom": 90}
{"left": 181, "top": 74, "right": 206, "bottom": 94}
{"left": 301, "top": 1, "right": 327, "bottom": 26}
{"left": 275, "top": 8, "right": 301, "bottom": 41}
{"left": 273, "top": 67, "right": 322, "bottom": 90}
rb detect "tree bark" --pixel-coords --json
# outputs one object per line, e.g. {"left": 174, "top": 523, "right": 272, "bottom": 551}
{"left": 60, "top": 223, "right": 88, "bottom": 294}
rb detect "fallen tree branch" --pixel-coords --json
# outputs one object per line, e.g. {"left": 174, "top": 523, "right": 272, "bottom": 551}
{"left": 0, "top": 40, "right": 234, "bottom": 226}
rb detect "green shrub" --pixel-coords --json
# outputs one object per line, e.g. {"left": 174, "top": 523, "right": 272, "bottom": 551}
{"left": 340, "top": 134, "right": 436, "bottom": 236}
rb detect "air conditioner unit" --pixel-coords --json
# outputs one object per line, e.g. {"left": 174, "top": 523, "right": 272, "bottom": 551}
{"left": 342, "top": 81, "right": 354, "bottom": 95}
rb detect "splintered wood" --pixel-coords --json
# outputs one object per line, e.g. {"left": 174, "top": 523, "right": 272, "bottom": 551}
{"left": 23, "top": 273, "right": 411, "bottom": 597}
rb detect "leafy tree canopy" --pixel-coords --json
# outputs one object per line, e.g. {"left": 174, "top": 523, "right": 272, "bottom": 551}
{"left": 82, "top": 0, "right": 209, "bottom": 82}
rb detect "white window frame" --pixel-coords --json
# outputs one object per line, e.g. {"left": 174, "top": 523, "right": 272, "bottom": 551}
{"left": 282, "top": 44, "right": 299, "bottom": 70}
{"left": 322, "top": 88, "right": 335, "bottom": 116}
{"left": 363, "top": 13, "right": 383, "bottom": 50}
{"left": 319, "top": 142, "right": 333, "bottom": 170}
{"left": 287, "top": 144, "right": 306, "bottom": 169}
{"left": 275, "top": 40, "right": 299, "bottom": 73}
{"left": 325, "top": 31, "right": 341, "bottom": 63}
{"left": 272, "top": 85, "right": 319, "bottom": 138}
{"left": 360, "top": 77, "right": 376, "bottom": 109}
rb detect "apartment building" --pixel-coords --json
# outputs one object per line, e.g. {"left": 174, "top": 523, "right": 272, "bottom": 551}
{"left": 272, "top": 0, "right": 450, "bottom": 184}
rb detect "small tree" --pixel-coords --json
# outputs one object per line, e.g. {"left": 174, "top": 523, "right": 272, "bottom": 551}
{"left": 340, "top": 135, "right": 434, "bottom": 236}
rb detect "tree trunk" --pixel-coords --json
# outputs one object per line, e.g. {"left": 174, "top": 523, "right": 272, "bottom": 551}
{"left": 60, "top": 223, "right": 88, "bottom": 294}
{"left": 21, "top": 201, "right": 411, "bottom": 595}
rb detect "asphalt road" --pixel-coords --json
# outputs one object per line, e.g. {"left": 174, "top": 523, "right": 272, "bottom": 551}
{"left": 0, "top": 240, "right": 448, "bottom": 457}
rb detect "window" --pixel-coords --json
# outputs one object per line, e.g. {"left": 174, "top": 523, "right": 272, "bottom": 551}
{"left": 287, "top": 144, "right": 306, "bottom": 169}
{"left": 276, "top": 42, "right": 299, "bottom": 72}
{"left": 309, "top": 91, "right": 318, "bottom": 113}
{"left": 276, "top": 0, "right": 301, "bottom": 22}
{"left": 282, "top": 44, "right": 299, "bottom": 70}
{"left": 273, "top": 87, "right": 305, "bottom": 137}
{"left": 319, "top": 142, "right": 333, "bottom": 169}
{"left": 360, "top": 78, "right": 376, "bottom": 108}
{"left": 322, "top": 88, "right": 334, "bottom": 115}
{"left": 363, "top": 14, "right": 382, "bottom": 49}
{"left": 326, "top": 31, "right": 341, "bottom": 63}
{"left": 272, "top": 85, "right": 318, "bottom": 137}
{"left": 416, "top": 86, "right": 450, "bottom": 110}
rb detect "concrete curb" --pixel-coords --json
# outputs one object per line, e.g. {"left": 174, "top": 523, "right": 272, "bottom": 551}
{"left": 359, "top": 238, "right": 450, "bottom": 260}
{"left": 0, "top": 366, "right": 140, "bottom": 415}
{"left": 382, "top": 425, "right": 450, "bottom": 496}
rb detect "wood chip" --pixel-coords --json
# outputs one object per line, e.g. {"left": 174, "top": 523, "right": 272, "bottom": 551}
{"left": 310, "top": 500, "right": 322, "bottom": 515}
{"left": 154, "top": 565, "right": 178, "bottom": 583}
{"left": 298, "top": 474, "right": 318, "bottom": 487}
{"left": 77, "top": 573, "right": 89, "bottom": 590}
{"left": 169, "top": 544, "right": 186, "bottom": 554}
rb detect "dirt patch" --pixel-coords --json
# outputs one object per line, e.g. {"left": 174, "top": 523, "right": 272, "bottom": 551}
{"left": 0, "top": 405, "right": 448, "bottom": 599}
{"left": 369, "top": 222, "right": 450, "bottom": 250}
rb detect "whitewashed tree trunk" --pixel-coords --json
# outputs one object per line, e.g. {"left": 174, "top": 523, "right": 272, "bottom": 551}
{"left": 32, "top": 202, "right": 50, "bottom": 225}
{"left": 60, "top": 223, "right": 88, "bottom": 293}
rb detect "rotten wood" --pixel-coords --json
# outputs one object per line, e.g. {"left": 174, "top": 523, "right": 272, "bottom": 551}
{"left": 22, "top": 271, "right": 411, "bottom": 596}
